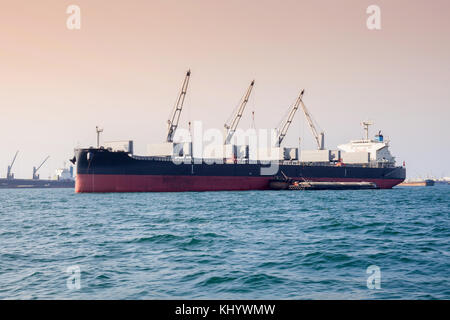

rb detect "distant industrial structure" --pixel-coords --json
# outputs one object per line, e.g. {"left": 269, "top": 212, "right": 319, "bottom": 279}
{"left": 1, "top": 151, "right": 74, "bottom": 189}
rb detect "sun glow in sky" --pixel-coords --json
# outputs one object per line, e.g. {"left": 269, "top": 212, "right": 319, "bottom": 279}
{"left": 0, "top": 0, "right": 449, "bottom": 179}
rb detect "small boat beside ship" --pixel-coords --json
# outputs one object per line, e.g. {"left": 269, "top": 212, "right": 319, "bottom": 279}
{"left": 399, "top": 179, "right": 435, "bottom": 187}
{"left": 269, "top": 178, "right": 377, "bottom": 190}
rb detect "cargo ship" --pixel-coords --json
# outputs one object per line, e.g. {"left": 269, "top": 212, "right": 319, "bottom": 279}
{"left": 72, "top": 71, "right": 406, "bottom": 193}
{"left": 0, "top": 177, "right": 75, "bottom": 189}
{"left": 1, "top": 151, "right": 75, "bottom": 189}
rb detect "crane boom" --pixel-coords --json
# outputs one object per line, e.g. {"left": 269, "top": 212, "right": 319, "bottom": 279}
{"left": 299, "top": 92, "right": 324, "bottom": 150}
{"left": 36, "top": 156, "right": 50, "bottom": 172}
{"left": 224, "top": 80, "right": 255, "bottom": 144}
{"left": 277, "top": 90, "right": 304, "bottom": 146}
{"left": 33, "top": 156, "right": 50, "bottom": 179}
{"left": 7, "top": 150, "right": 19, "bottom": 179}
{"left": 10, "top": 151, "right": 19, "bottom": 169}
{"left": 167, "top": 70, "right": 191, "bottom": 143}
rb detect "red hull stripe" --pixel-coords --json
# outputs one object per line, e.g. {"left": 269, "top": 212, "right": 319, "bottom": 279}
{"left": 75, "top": 174, "right": 404, "bottom": 193}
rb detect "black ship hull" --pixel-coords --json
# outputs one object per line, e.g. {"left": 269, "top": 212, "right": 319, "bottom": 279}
{"left": 0, "top": 178, "right": 74, "bottom": 189}
{"left": 74, "top": 149, "right": 406, "bottom": 192}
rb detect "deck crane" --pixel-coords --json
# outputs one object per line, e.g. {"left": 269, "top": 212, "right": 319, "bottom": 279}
{"left": 6, "top": 151, "right": 19, "bottom": 179}
{"left": 299, "top": 90, "right": 325, "bottom": 150}
{"left": 224, "top": 80, "right": 255, "bottom": 145}
{"left": 276, "top": 90, "right": 304, "bottom": 146}
{"left": 166, "top": 70, "right": 191, "bottom": 143}
{"left": 33, "top": 156, "right": 50, "bottom": 180}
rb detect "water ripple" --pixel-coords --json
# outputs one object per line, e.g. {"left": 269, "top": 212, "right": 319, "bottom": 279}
{"left": 0, "top": 186, "right": 449, "bottom": 299}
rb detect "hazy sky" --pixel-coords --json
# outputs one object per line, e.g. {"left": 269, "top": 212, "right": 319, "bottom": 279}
{"left": 1, "top": 0, "right": 449, "bottom": 179}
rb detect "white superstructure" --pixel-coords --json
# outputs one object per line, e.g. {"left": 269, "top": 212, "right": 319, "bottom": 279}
{"left": 54, "top": 167, "right": 74, "bottom": 181}
{"left": 338, "top": 122, "right": 395, "bottom": 165}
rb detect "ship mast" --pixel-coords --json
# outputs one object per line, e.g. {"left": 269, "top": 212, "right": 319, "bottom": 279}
{"left": 299, "top": 91, "right": 324, "bottom": 150}
{"left": 96, "top": 126, "right": 103, "bottom": 148}
{"left": 277, "top": 90, "right": 303, "bottom": 146}
{"left": 361, "top": 121, "right": 373, "bottom": 141}
{"left": 167, "top": 70, "right": 191, "bottom": 143}
{"left": 224, "top": 80, "right": 255, "bottom": 144}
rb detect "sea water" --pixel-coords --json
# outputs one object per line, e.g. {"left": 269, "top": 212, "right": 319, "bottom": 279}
{"left": 0, "top": 186, "right": 448, "bottom": 299}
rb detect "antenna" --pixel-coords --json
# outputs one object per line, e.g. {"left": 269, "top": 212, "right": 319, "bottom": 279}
{"left": 96, "top": 126, "right": 104, "bottom": 148}
{"left": 251, "top": 111, "right": 255, "bottom": 129}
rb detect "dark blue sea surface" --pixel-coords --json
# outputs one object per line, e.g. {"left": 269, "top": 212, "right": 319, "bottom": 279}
{"left": 0, "top": 186, "right": 449, "bottom": 299}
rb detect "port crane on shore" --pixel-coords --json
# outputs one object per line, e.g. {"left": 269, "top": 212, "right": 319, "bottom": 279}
{"left": 299, "top": 91, "right": 325, "bottom": 150}
{"left": 224, "top": 80, "right": 255, "bottom": 144}
{"left": 276, "top": 90, "right": 304, "bottom": 146}
{"left": 6, "top": 151, "right": 19, "bottom": 179}
{"left": 33, "top": 156, "right": 50, "bottom": 180}
{"left": 167, "top": 70, "right": 191, "bottom": 143}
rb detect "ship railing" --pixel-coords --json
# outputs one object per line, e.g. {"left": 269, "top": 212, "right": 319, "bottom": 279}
{"left": 131, "top": 155, "right": 173, "bottom": 161}
{"left": 130, "top": 155, "right": 397, "bottom": 168}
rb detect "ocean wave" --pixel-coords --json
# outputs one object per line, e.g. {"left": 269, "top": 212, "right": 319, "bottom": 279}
{"left": 0, "top": 186, "right": 448, "bottom": 299}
